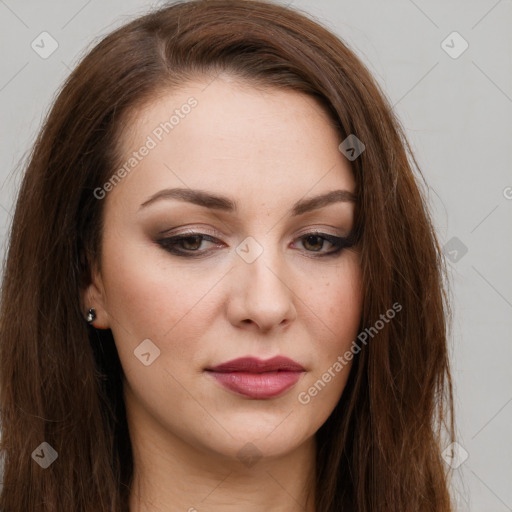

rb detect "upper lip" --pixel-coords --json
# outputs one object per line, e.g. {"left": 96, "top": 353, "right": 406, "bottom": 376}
{"left": 205, "top": 356, "right": 305, "bottom": 373}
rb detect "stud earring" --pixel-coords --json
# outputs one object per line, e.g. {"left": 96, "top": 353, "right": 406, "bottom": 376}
{"left": 86, "top": 308, "right": 97, "bottom": 323}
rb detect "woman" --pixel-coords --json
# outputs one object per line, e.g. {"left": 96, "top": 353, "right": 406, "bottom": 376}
{"left": 0, "top": 0, "right": 456, "bottom": 510}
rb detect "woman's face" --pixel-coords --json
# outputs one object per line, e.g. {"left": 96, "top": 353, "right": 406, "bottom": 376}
{"left": 85, "top": 76, "right": 363, "bottom": 463}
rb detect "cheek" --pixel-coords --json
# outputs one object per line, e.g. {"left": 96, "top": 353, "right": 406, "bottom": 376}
{"left": 100, "top": 234, "right": 208, "bottom": 339}
{"left": 298, "top": 254, "right": 362, "bottom": 403}
{"left": 309, "top": 253, "right": 363, "bottom": 346}
{"left": 332, "top": 264, "right": 363, "bottom": 338}
{"left": 99, "top": 236, "right": 231, "bottom": 386}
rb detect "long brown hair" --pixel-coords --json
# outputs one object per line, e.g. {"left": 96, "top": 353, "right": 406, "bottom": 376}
{"left": 0, "top": 1, "right": 455, "bottom": 510}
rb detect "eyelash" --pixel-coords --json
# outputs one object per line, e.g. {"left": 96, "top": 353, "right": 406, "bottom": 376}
{"left": 156, "top": 230, "right": 354, "bottom": 259}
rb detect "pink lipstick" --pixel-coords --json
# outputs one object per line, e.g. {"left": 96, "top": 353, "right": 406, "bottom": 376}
{"left": 205, "top": 356, "right": 305, "bottom": 399}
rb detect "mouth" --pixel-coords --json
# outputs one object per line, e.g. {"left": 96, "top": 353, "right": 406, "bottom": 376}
{"left": 204, "top": 356, "right": 306, "bottom": 400}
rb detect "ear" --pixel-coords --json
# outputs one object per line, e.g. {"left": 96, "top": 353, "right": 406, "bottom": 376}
{"left": 81, "top": 262, "right": 110, "bottom": 330}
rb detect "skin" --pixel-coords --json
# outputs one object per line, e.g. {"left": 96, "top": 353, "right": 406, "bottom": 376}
{"left": 83, "top": 74, "right": 363, "bottom": 512}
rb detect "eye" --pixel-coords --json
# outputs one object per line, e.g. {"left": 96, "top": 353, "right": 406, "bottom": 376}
{"left": 156, "top": 233, "right": 221, "bottom": 256}
{"left": 293, "top": 232, "right": 353, "bottom": 257}
{"left": 300, "top": 234, "right": 331, "bottom": 252}
{"left": 156, "top": 230, "right": 354, "bottom": 258}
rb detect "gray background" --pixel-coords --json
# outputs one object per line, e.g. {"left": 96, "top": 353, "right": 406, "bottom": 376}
{"left": 1, "top": 1, "right": 511, "bottom": 510}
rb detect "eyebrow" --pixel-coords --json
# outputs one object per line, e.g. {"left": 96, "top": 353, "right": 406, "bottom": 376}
{"left": 138, "top": 187, "right": 356, "bottom": 216}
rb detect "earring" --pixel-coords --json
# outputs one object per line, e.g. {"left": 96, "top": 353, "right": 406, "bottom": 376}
{"left": 86, "top": 308, "right": 97, "bottom": 323}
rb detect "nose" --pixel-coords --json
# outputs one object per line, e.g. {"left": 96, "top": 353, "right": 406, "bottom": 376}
{"left": 227, "top": 242, "right": 297, "bottom": 333}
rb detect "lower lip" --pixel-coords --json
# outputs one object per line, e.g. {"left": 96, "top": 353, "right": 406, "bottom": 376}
{"left": 207, "top": 371, "right": 304, "bottom": 399}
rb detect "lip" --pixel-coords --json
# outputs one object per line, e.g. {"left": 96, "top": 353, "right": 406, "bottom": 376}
{"left": 205, "top": 356, "right": 306, "bottom": 399}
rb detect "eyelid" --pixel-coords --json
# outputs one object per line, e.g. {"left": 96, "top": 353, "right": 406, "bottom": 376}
{"left": 162, "top": 225, "right": 347, "bottom": 239}
{"left": 159, "top": 225, "right": 226, "bottom": 239}
{"left": 294, "top": 227, "right": 348, "bottom": 239}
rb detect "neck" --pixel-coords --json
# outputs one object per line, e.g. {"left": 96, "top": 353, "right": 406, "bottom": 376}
{"left": 126, "top": 400, "right": 317, "bottom": 512}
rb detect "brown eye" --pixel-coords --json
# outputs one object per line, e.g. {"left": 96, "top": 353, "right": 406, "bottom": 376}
{"left": 301, "top": 235, "right": 325, "bottom": 252}
{"left": 294, "top": 232, "right": 353, "bottom": 257}
{"left": 157, "top": 231, "right": 352, "bottom": 259}
{"left": 156, "top": 233, "right": 222, "bottom": 257}
{"left": 180, "top": 236, "right": 203, "bottom": 250}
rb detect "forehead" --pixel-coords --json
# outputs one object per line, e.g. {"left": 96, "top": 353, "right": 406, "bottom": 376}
{"left": 107, "top": 77, "right": 355, "bottom": 213}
